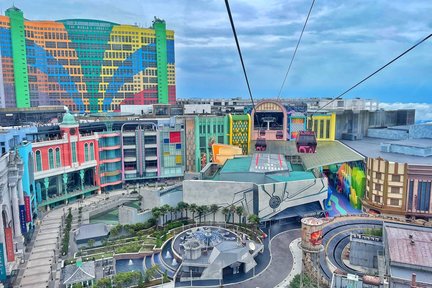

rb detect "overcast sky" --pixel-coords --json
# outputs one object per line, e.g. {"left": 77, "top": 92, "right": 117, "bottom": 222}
{"left": 2, "top": 0, "right": 432, "bottom": 108}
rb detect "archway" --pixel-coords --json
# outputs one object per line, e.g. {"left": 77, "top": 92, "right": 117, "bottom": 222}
{"left": 251, "top": 100, "right": 288, "bottom": 141}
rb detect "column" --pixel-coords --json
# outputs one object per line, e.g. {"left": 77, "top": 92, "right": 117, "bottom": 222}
{"left": 10, "top": 184, "right": 22, "bottom": 238}
{"left": 17, "top": 179, "right": 24, "bottom": 206}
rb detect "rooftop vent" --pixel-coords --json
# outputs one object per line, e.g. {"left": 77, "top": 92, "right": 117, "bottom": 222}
{"left": 409, "top": 234, "right": 413, "bottom": 239}
{"left": 410, "top": 239, "right": 415, "bottom": 245}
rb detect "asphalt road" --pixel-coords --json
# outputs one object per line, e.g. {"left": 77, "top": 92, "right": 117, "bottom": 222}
{"left": 227, "top": 228, "right": 301, "bottom": 288}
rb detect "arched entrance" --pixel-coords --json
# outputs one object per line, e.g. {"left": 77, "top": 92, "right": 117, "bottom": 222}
{"left": 251, "top": 101, "right": 288, "bottom": 141}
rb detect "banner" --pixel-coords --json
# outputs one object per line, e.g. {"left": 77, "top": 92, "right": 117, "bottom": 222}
{"left": 0, "top": 243, "right": 6, "bottom": 281}
{"left": 24, "top": 195, "right": 32, "bottom": 223}
{"left": 19, "top": 205, "right": 27, "bottom": 234}
{"left": 4, "top": 228, "right": 14, "bottom": 262}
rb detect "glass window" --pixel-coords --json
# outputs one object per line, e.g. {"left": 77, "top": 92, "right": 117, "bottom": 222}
{"left": 84, "top": 143, "right": 89, "bottom": 161}
{"left": 408, "top": 180, "right": 414, "bottom": 210}
{"left": 72, "top": 143, "right": 77, "bottom": 163}
{"left": 55, "top": 148, "right": 61, "bottom": 167}
{"left": 90, "top": 143, "right": 95, "bottom": 160}
{"left": 35, "top": 151, "right": 42, "bottom": 171}
{"left": 48, "top": 149, "right": 54, "bottom": 169}
{"left": 389, "top": 198, "right": 399, "bottom": 206}
{"left": 391, "top": 175, "right": 401, "bottom": 182}
{"left": 417, "top": 181, "right": 431, "bottom": 211}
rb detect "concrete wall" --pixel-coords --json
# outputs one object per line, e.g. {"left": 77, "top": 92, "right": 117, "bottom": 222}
{"left": 367, "top": 128, "right": 409, "bottom": 140}
{"left": 409, "top": 124, "right": 432, "bottom": 139}
{"left": 257, "top": 177, "right": 328, "bottom": 220}
{"left": 184, "top": 104, "right": 211, "bottom": 114}
{"left": 118, "top": 206, "right": 152, "bottom": 225}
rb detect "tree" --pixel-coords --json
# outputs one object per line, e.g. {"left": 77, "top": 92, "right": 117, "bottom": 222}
{"left": 289, "top": 273, "right": 317, "bottom": 288}
{"left": 222, "top": 207, "right": 230, "bottom": 223}
{"left": 72, "top": 283, "right": 83, "bottom": 288}
{"left": 159, "top": 205, "right": 167, "bottom": 226}
{"left": 235, "top": 206, "right": 244, "bottom": 224}
{"left": 184, "top": 202, "right": 190, "bottom": 219}
{"left": 162, "top": 204, "right": 171, "bottom": 225}
{"left": 247, "top": 214, "right": 260, "bottom": 226}
{"left": 95, "top": 277, "right": 112, "bottom": 288}
{"left": 151, "top": 207, "right": 161, "bottom": 228}
{"left": 189, "top": 204, "right": 198, "bottom": 222}
{"left": 210, "top": 204, "right": 219, "bottom": 223}
{"left": 177, "top": 201, "right": 187, "bottom": 219}
{"left": 229, "top": 205, "right": 236, "bottom": 223}
{"left": 168, "top": 206, "right": 176, "bottom": 222}
{"left": 201, "top": 205, "right": 209, "bottom": 222}
{"left": 196, "top": 206, "right": 204, "bottom": 223}
{"left": 87, "top": 239, "right": 95, "bottom": 248}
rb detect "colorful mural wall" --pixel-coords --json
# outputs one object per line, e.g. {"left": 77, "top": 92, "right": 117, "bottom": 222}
{"left": 336, "top": 163, "right": 366, "bottom": 209}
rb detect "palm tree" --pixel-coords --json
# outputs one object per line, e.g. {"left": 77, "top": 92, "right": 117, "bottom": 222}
{"left": 190, "top": 204, "right": 198, "bottom": 222}
{"left": 222, "top": 207, "right": 230, "bottom": 223}
{"left": 184, "top": 202, "right": 190, "bottom": 219}
{"left": 151, "top": 207, "right": 161, "bottom": 228}
{"left": 159, "top": 205, "right": 167, "bottom": 226}
{"left": 210, "top": 204, "right": 219, "bottom": 223}
{"left": 201, "top": 205, "right": 209, "bottom": 222}
{"left": 168, "top": 206, "right": 176, "bottom": 222}
{"left": 196, "top": 206, "right": 204, "bottom": 223}
{"left": 229, "top": 205, "right": 236, "bottom": 223}
{"left": 247, "top": 214, "right": 260, "bottom": 226}
{"left": 235, "top": 205, "right": 244, "bottom": 224}
{"left": 177, "top": 201, "right": 187, "bottom": 219}
{"left": 162, "top": 204, "right": 170, "bottom": 224}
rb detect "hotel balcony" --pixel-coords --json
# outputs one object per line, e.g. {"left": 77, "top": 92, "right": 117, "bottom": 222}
{"left": 145, "top": 155, "right": 158, "bottom": 161}
{"left": 122, "top": 131, "right": 136, "bottom": 137}
{"left": 124, "top": 156, "right": 137, "bottom": 162}
{"left": 144, "top": 143, "right": 157, "bottom": 148}
{"left": 99, "top": 145, "right": 121, "bottom": 151}
{"left": 123, "top": 144, "right": 136, "bottom": 149}
{"left": 39, "top": 185, "right": 99, "bottom": 207}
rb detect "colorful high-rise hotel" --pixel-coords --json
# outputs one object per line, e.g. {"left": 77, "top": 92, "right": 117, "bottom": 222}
{"left": 0, "top": 7, "right": 175, "bottom": 112}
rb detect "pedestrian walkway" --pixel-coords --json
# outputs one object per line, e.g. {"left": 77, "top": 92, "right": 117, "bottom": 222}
{"left": 16, "top": 189, "right": 127, "bottom": 288}
{"left": 275, "top": 237, "right": 302, "bottom": 288}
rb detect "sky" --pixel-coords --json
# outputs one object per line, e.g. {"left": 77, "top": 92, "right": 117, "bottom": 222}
{"left": 1, "top": 0, "right": 432, "bottom": 116}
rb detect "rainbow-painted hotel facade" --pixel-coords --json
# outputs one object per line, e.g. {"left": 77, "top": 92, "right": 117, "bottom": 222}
{"left": 0, "top": 7, "right": 175, "bottom": 112}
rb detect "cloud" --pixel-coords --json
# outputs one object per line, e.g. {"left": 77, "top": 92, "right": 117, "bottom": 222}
{"left": 1, "top": 0, "right": 431, "bottom": 102}
{"left": 380, "top": 102, "right": 432, "bottom": 121}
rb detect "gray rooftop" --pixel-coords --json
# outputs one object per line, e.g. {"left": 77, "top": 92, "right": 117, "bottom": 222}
{"left": 249, "top": 140, "right": 365, "bottom": 170}
{"left": 75, "top": 223, "right": 109, "bottom": 242}
{"left": 342, "top": 137, "right": 432, "bottom": 165}
{"left": 62, "top": 261, "right": 95, "bottom": 285}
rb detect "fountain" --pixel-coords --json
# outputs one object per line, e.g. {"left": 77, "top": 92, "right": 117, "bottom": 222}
{"left": 128, "top": 259, "right": 133, "bottom": 265}
{"left": 172, "top": 258, "right": 178, "bottom": 266}
{"left": 165, "top": 250, "right": 172, "bottom": 259}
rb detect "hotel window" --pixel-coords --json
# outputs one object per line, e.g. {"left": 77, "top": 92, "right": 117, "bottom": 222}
{"left": 90, "top": 143, "right": 95, "bottom": 160}
{"left": 408, "top": 180, "right": 414, "bottom": 210}
{"left": 375, "top": 183, "right": 382, "bottom": 191}
{"left": 416, "top": 181, "right": 431, "bottom": 211}
{"left": 35, "top": 151, "right": 42, "bottom": 171}
{"left": 55, "top": 148, "right": 61, "bottom": 167}
{"left": 391, "top": 175, "right": 401, "bottom": 182}
{"left": 72, "top": 143, "right": 77, "bottom": 163}
{"left": 390, "top": 198, "right": 400, "bottom": 206}
{"left": 48, "top": 149, "right": 55, "bottom": 169}
{"left": 84, "top": 143, "right": 89, "bottom": 162}
{"left": 375, "top": 172, "right": 382, "bottom": 179}
{"left": 374, "top": 195, "right": 381, "bottom": 203}
{"left": 390, "top": 187, "right": 400, "bottom": 194}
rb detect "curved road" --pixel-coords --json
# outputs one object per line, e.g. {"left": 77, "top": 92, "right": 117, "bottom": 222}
{"left": 228, "top": 229, "right": 301, "bottom": 288}
{"left": 319, "top": 219, "right": 383, "bottom": 280}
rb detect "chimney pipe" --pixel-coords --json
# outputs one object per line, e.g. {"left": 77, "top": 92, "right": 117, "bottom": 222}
{"left": 411, "top": 273, "right": 416, "bottom": 288}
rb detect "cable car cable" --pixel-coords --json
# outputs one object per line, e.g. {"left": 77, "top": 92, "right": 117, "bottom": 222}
{"left": 277, "top": 0, "right": 316, "bottom": 100}
{"left": 312, "top": 33, "right": 432, "bottom": 115}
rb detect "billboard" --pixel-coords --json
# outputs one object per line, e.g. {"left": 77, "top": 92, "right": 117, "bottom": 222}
{"left": 19, "top": 205, "right": 27, "bottom": 234}
{"left": 4, "top": 228, "right": 14, "bottom": 262}
{"left": 0, "top": 243, "right": 6, "bottom": 281}
{"left": 24, "top": 195, "right": 32, "bottom": 223}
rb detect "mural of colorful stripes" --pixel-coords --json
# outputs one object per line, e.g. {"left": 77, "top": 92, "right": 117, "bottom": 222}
{"left": 0, "top": 7, "right": 175, "bottom": 113}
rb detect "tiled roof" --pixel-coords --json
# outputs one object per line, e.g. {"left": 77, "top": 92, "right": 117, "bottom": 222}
{"left": 62, "top": 261, "right": 95, "bottom": 285}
